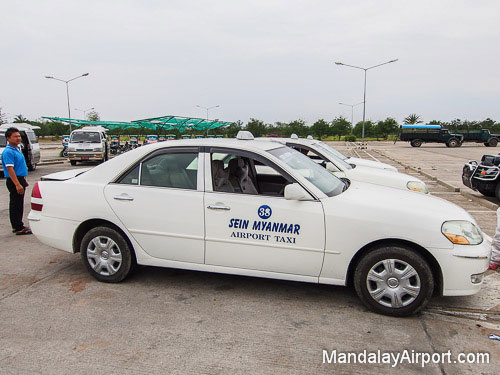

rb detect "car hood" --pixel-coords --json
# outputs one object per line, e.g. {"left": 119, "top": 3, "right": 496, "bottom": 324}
{"left": 346, "top": 157, "right": 398, "bottom": 172}
{"left": 343, "top": 165, "right": 426, "bottom": 192}
{"left": 321, "top": 181, "right": 478, "bottom": 249}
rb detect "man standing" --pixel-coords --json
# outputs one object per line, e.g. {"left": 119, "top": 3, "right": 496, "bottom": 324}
{"left": 2, "top": 127, "right": 31, "bottom": 235}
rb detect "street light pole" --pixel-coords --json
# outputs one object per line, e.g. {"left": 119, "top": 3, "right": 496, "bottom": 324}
{"left": 74, "top": 107, "right": 95, "bottom": 120}
{"left": 196, "top": 104, "right": 220, "bottom": 136}
{"left": 335, "top": 59, "right": 398, "bottom": 148}
{"left": 339, "top": 101, "right": 364, "bottom": 133}
{"left": 45, "top": 73, "right": 90, "bottom": 133}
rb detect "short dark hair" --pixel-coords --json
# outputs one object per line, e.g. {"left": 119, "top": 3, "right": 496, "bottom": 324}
{"left": 5, "top": 127, "right": 20, "bottom": 139}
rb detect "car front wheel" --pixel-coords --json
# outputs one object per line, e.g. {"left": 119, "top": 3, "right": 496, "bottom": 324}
{"left": 354, "top": 246, "right": 434, "bottom": 317}
{"left": 80, "top": 227, "right": 134, "bottom": 283}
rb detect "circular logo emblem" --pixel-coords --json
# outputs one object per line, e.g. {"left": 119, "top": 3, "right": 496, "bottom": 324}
{"left": 258, "top": 205, "right": 272, "bottom": 219}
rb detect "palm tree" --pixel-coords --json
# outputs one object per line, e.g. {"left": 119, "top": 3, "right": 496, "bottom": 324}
{"left": 403, "top": 114, "right": 423, "bottom": 124}
{"left": 13, "top": 114, "right": 28, "bottom": 123}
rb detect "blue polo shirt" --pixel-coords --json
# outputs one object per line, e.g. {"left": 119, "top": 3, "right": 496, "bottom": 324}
{"left": 1, "top": 144, "right": 28, "bottom": 178}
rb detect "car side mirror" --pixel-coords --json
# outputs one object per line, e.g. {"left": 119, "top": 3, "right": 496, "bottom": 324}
{"left": 284, "top": 183, "right": 312, "bottom": 201}
{"left": 326, "top": 162, "right": 338, "bottom": 172}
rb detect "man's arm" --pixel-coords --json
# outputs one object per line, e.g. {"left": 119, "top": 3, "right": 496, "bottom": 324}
{"left": 6, "top": 166, "right": 24, "bottom": 194}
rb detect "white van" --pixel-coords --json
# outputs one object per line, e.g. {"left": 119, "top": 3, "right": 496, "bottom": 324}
{"left": 67, "top": 126, "right": 109, "bottom": 165}
{"left": 0, "top": 123, "right": 41, "bottom": 177}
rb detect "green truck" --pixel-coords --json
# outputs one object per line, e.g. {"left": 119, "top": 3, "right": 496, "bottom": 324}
{"left": 398, "top": 125, "right": 463, "bottom": 147}
{"left": 458, "top": 129, "right": 499, "bottom": 147}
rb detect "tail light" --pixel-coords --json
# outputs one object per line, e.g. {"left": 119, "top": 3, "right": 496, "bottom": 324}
{"left": 31, "top": 182, "right": 43, "bottom": 211}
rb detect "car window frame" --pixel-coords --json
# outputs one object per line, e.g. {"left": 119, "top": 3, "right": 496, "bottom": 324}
{"left": 113, "top": 146, "right": 203, "bottom": 191}
{"left": 205, "top": 146, "right": 317, "bottom": 200}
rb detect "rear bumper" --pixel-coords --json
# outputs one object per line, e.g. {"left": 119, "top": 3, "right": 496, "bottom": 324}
{"left": 28, "top": 211, "right": 79, "bottom": 253}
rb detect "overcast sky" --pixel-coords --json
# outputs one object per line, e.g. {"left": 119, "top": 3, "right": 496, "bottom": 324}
{"left": 1, "top": 0, "right": 499, "bottom": 125}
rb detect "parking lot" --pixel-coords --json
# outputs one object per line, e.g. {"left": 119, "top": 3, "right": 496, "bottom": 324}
{"left": 1, "top": 142, "right": 499, "bottom": 374}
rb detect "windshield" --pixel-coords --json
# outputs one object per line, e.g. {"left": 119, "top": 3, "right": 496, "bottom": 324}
{"left": 70, "top": 132, "right": 101, "bottom": 143}
{"left": 0, "top": 133, "right": 6, "bottom": 147}
{"left": 269, "top": 146, "right": 346, "bottom": 197}
{"left": 314, "top": 142, "right": 353, "bottom": 170}
{"left": 317, "top": 142, "right": 348, "bottom": 160}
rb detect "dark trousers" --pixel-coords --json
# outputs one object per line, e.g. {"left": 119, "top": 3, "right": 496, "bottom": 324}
{"left": 6, "top": 176, "right": 27, "bottom": 231}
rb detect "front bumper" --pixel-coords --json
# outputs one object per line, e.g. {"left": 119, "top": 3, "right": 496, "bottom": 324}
{"left": 430, "top": 240, "right": 490, "bottom": 296}
{"left": 68, "top": 152, "right": 104, "bottom": 161}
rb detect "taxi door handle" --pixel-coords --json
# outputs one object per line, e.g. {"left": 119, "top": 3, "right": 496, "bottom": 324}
{"left": 114, "top": 195, "right": 134, "bottom": 201}
{"left": 207, "top": 205, "right": 230, "bottom": 211}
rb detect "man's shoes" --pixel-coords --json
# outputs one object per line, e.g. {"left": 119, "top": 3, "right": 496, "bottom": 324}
{"left": 15, "top": 227, "right": 32, "bottom": 235}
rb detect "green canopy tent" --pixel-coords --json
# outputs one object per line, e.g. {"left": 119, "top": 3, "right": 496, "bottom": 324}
{"left": 42, "top": 115, "right": 234, "bottom": 134}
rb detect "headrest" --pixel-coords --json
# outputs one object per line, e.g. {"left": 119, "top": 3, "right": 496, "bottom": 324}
{"left": 228, "top": 158, "right": 245, "bottom": 174}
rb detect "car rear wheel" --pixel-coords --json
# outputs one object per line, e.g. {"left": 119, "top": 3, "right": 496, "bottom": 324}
{"left": 70, "top": 160, "right": 77, "bottom": 166}
{"left": 80, "top": 227, "right": 134, "bottom": 283}
{"left": 354, "top": 246, "right": 434, "bottom": 317}
{"left": 447, "top": 139, "right": 459, "bottom": 148}
{"left": 410, "top": 139, "right": 422, "bottom": 147}
{"left": 489, "top": 138, "right": 498, "bottom": 147}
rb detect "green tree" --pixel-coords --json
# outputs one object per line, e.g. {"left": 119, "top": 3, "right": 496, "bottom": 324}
{"left": 331, "top": 116, "right": 351, "bottom": 140}
{"left": 13, "top": 114, "right": 28, "bottom": 123}
{"left": 245, "top": 118, "right": 268, "bottom": 137}
{"left": 310, "top": 119, "right": 330, "bottom": 139}
{"left": 403, "top": 114, "right": 423, "bottom": 124}
{"left": 287, "top": 119, "right": 308, "bottom": 137}
{"left": 353, "top": 120, "right": 375, "bottom": 138}
{"left": 224, "top": 120, "right": 243, "bottom": 138}
{"left": 86, "top": 111, "right": 100, "bottom": 121}
{"left": 375, "top": 117, "right": 399, "bottom": 139}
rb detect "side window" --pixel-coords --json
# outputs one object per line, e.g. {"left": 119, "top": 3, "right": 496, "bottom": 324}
{"left": 141, "top": 152, "right": 198, "bottom": 189}
{"left": 27, "top": 132, "right": 38, "bottom": 143}
{"left": 211, "top": 152, "right": 291, "bottom": 196}
{"left": 118, "top": 165, "right": 140, "bottom": 185}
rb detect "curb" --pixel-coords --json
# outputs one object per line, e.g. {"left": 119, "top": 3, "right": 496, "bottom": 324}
{"left": 460, "top": 190, "right": 499, "bottom": 210}
{"left": 39, "top": 161, "right": 65, "bottom": 166}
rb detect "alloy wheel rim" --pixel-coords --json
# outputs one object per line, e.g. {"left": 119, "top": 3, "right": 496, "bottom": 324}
{"left": 87, "top": 236, "right": 122, "bottom": 276}
{"left": 366, "top": 259, "right": 421, "bottom": 308}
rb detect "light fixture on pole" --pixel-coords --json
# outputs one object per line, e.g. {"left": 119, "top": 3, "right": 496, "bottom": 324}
{"left": 74, "top": 107, "right": 95, "bottom": 120}
{"left": 45, "top": 73, "right": 90, "bottom": 132}
{"left": 339, "top": 101, "right": 364, "bottom": 134}
{"left": 335, "top": 59, "right": 398, "bottom": 148}
{"left": 196, "top": 104, "right": 220, "bottom": 136}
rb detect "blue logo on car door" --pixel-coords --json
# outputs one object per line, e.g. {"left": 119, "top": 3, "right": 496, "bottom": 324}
{"left": 258, "top": 205, "right": 272, "bottom": 219}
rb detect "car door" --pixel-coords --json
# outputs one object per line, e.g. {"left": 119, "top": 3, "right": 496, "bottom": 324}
{"left": 104, "top": 147, "right": 205, "bottom": 263}
{"left": 204, "top": 147, "right": 325, "bottom": 277}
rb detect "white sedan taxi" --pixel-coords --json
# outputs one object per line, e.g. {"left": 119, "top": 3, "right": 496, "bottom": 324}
{"left": 29, "top": 131, "right": 489, "bottom": 316}
{"left": 302, "top": 135, "right": 398, "bottom": 172}
{"left": 263, "top": 136, "right": 428, "bottom": 194}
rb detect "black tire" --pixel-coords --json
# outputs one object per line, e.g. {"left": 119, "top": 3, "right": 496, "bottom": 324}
{"left": 484, "top": 143, "right": 491, "bottom": 147}
{"left": 80, "top": 226, "right": 134, "bottom": 283}
{"left": 28, "top": 163, "right": 36, "bottom": 171}
{"left": 62, "top": 149, "right": 69, "bottom": 157}
{"left": 489, "top": 138, "right": 498, "bottom": 147}
{"left": 70, "top": 160, "right": 77, "bottom": 166}
{"left": 447, "top": 138, "right": 459, "bottom": 148}
{"left": 410, "top": 139, "right": 422, "bottom": 147}
{"left": 354, "top": 246, "right": 434, "bottom": 317}
{"left": 477, "top": 186, "right": 496, "bottom": 197}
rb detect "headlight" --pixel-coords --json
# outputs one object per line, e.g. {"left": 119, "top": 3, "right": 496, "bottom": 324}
{"left": 407, "top": 181, "right": 429, "bottom": 194}
{"left": 441, "top": 220, "right": 483, "bottom": 245}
